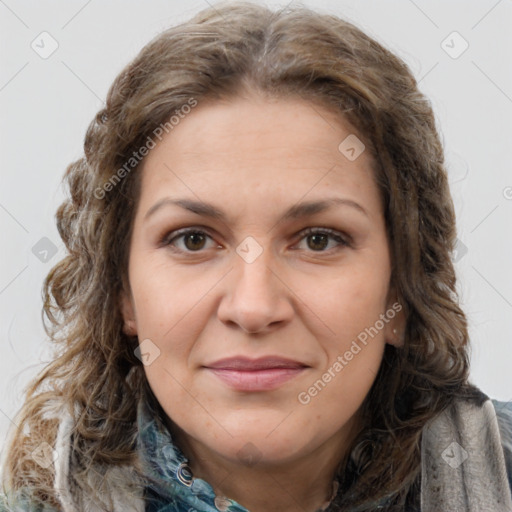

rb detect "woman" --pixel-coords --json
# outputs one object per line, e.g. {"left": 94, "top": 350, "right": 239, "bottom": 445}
{"left": 1, "top": 1, "right": 511, "bottom": 511}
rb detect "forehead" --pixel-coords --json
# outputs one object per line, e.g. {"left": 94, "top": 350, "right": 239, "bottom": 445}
{"left": 135, "top": 94, "right": 381, "bottom": 217}
{"left": 150, "top": 94, "right": 366, "bottom": 160}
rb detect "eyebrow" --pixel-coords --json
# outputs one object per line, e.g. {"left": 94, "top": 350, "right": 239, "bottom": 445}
{"left": 144, "top": 196, "right": 368, "bottom": 223}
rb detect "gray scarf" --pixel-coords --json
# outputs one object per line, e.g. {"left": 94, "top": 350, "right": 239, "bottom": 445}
{"left": 54, "top": 398, "right": 512, "bottom": 511}
{"left": 421, "top": 398, "right": 512, "bottom": 511}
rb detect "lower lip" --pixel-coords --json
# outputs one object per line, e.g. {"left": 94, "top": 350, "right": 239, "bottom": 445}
{"left": 206, "top": 368, "right": 306, "bottom": 391}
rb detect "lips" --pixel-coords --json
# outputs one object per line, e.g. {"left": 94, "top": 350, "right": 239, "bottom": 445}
{"left": 204, "top": 356, "right": 308, "bottom": 370}
{"left": 203, "top": 356, "right": 309, "bottom": 391}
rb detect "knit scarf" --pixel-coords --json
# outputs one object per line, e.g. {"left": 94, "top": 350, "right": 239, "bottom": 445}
{"left": 52, "top": 396, "right": 512, "bottom": 511}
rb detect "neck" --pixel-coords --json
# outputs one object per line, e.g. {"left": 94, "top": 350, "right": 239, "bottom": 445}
{"left": 169, "top": 422, "right": 359, "bottom": 512}
{"left": 190, "top": 444, "right": 339, "bottom": 512}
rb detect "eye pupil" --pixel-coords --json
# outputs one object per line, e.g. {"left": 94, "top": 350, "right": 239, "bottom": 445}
{"left": 185, "top": 232, "right": 206, "bottom": 251}
{"left": 308, "top": 234, "right": 329, "bottom": 251}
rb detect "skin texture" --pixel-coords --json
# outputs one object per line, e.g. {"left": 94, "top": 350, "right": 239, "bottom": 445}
{"left": 120, "top": 90, "right": 405, "bottom": 512}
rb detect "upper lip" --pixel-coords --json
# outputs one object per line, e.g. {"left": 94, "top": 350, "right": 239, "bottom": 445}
{"left": 204, "top": 356, "right": 309, "bottom": 371}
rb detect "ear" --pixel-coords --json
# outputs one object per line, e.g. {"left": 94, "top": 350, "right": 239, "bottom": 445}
{"left": 119, "top": 288, "right": 138, "bottom": 337}
{"left": 383, "top": 285, "right": 406, "bottom": 348}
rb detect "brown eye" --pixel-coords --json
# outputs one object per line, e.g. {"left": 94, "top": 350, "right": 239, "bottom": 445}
{"left": 163, "top": 229, "right": 217, "bottom": 252}
{"left": 296, "top": 228, "right": 350, "bottom": 253}
{"left": 306, "top": 233, "right": 330, "bottom": 251}
{"left": 182, "top": 232, "right": 208, "bottom": 251}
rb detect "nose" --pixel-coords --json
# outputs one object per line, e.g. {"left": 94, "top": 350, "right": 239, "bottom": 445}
{"left": 217, "top": 246, "right": 294, "bottom": 334}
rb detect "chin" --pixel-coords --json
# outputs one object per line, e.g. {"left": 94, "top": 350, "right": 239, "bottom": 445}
{"left": 203, "top": 425, "right": 311, "bottom": 467}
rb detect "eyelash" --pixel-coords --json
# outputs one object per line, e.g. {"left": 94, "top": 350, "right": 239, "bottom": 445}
{"left": 159, "top": 226, "right": 350, "bottom": 254}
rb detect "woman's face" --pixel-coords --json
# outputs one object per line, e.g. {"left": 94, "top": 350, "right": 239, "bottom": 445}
{"left": 121, "top": 92, "right": 404, "bottom": 468}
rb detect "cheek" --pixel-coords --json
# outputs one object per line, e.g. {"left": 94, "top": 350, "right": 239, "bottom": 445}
{"left": 129, "top": 255, "right": 197, "bottom": 336}
{"left": 306, "top": 268, "right": 390, "bottom": 343}
{"left": 297, "top": 341, "right": 385, "bottom": 445}
{"left": 130, "top": 272, "right": 214, "bottom": 383}
{"left": 299, "top": 272, "right": 389, "bottom": 407}
{"left": 297, "top": 290, "right": 388, "bottom": 431}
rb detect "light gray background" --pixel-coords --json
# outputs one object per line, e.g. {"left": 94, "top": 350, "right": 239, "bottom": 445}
{"left": 1, "top": 0, "right": 511, "bottom": 455}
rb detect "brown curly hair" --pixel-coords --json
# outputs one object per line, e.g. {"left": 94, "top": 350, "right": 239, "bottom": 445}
{"left": 1, "top": 1, "right": 484, "bottom": 510}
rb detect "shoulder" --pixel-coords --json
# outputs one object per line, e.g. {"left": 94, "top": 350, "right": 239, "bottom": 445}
{"left": 0, "top": 491, "right": 54, "bottom": 511}
{"left": 493, "top": 398, "right": 512, "bottom": 433}
{"left": 420, "top": 392, "right": 512, "bottom": 510}
{"left": 491, "top": 399, "right": 512, "bottom": 493}
{"left": 0, "top": 494, "right": 10, "bottom": 512}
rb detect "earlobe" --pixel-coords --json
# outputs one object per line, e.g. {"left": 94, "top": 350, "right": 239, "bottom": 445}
{"left": 384, "top": 288, "right": 406, "bottom": 348}
{"left": 119, "top": 290, "right": 138, "bottom": 337}
{"left": 389, "top": 326, "right": 404, "bottom": 348}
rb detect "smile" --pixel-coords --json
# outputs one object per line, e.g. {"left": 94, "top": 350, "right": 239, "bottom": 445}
{"left": 206, "top": 367, "right": 307, "bottom": 391}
